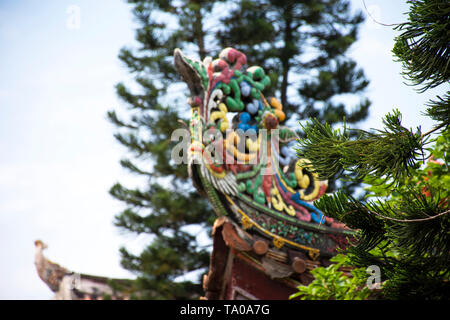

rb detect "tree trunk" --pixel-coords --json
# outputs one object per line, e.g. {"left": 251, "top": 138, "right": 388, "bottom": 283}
{"left": 194, "top": 6, "right": 207, "bottom": 60}
{"left": 280, "top": 5, "right": 293, "bottom": 110}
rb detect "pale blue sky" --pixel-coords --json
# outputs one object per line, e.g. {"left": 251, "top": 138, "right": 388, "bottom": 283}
{"left": 0, "top": 0, "right": 140, "bottom": 299}
{"left": 0, "top": 0, "right": 447, "bottom": 299}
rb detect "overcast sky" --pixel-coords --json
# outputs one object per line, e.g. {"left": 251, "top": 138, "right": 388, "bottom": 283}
{"left": 0, "top": 0, "right": 447, "bottom": 299}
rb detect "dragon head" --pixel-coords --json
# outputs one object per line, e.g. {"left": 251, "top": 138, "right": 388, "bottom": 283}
{"left": 174, "top": 47, "right": 286, "bottom": 133}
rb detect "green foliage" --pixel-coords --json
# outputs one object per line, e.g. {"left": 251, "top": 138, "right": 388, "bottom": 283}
{"left": 297, "top": 110, "right": 424, "bottom": 184}
{"left": 363, "top": 130, "right": 450, "bottom": 269}
{"left": 106, "top": 278, "right": 135, "bottom": 299}
{"left": 364, "top": 130, "right": 450, "bottom": 198}
{"left": 392, "top": 0, "right": 450, "bottom": 92}
{"left": 290, "top": 254, "right": 372, "bottom": 300}
{"left": 424, "top": 92, "right": 450, "bottom": 125}
{"left": 296, "top": 0, "right": 450, "bottom": 299}
{"left": 392, "top": 0, "right": 449, "bottom": 131}
{"left": 308, "top": 130, "right": 450, "bottom": 299}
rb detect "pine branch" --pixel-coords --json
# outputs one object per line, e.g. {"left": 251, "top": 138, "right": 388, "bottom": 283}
{"left": 392, "top": 0, "right": 450, "bottom": 92}
{"left": 423, "top": 92, "right": 450, "bottom": 126}
{"left": 420, "top": 121, "right": 448, "bottom": 140}
{"left": 364, "top": 207, "right": 450, "bottom": 223}
{"left": 297, "top": 110, "right": 424, "bottom": 184}
{"left": 314, "top": 191, "right": 387, "bottom": 252}
{"left": 362, "top": 0, "right": 400, "bottom": 27}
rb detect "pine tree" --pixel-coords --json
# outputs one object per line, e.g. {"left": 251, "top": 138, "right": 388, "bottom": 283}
{"left": 296, "top": 0, "right": 449, "bottom": 299}
{"left": 217, "top": 0, "right": 371, "bottom": 194}
{"left": 109, "top": 0, "right": 371, "bottom": 299}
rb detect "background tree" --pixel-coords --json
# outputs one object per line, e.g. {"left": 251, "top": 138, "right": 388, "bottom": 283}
{"left": 296, "top": 0, "right": 449, "bottom": 299}
{"left": 109, "top": 0, "right": 370, "bottom": 299}
{"left": 108, "top": 0, "right": 222, "bottom": 299}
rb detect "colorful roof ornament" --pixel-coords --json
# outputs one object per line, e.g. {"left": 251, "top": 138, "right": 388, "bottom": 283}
{"left": 174, "top": 47, "right": 354, "bottom": 262}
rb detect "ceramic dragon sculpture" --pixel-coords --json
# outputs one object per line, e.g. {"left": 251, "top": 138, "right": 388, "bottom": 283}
{"left": 174, "top": 47, "right": 352, "bottom": 260}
